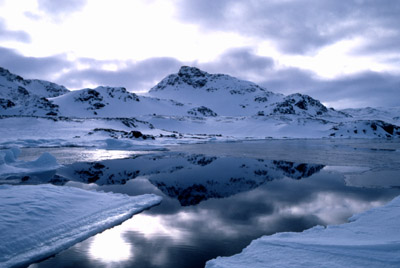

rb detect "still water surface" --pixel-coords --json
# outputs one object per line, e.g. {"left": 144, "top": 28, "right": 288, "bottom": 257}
{"left": 8, "top": 140, "right": 400, "bottom": 268}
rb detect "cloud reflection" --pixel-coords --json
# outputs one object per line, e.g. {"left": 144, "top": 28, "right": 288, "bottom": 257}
{"left": 89, "top": 227, "right": 132, "bottom": 263}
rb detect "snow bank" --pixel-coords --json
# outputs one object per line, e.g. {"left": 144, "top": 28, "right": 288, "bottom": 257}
{"left": 0, "top": 148, "right": 60, "bottom": 177}
{"left": 0, "top": 184, "right": 162, "bottom": 268}
{"left": 206, "top": 196, "right": 400, "bottom": 268}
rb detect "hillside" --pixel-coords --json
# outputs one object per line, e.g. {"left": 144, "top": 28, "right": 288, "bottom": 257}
{"left": 0, "top": 65, "right": 399, "bottom": 146}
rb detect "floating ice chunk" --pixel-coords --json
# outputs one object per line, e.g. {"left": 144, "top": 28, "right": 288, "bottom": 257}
{"left": 0, "top": 184, "right": 162, "bottom": 268}
{"left": 206, "top": 196, "right": 400, "bottom": 268}
{"left": 0, "top": 150, "right": 60, "bottom": 177}
{"left": 0, "top": 147, "right": 20, "bottom": 164}
{"left": 23, "top": 152, "right": 58, "bottom": 168}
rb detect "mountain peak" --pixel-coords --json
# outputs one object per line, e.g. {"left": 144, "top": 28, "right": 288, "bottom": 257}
{"left": 178, "top": 66, "right": 208, "bottom": 78}
{"left": 0, "top": 67, "right": 25, "bottom": 83}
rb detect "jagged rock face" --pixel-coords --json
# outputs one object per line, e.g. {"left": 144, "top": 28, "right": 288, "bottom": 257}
{"left": 0, "top": 67, "right": 68, "bottom": 116}
{"left": 329, "top": 120, "right": 400, "bottom": 138}
{"left": 150, "top": 66, "right": 268, "bottom": 95}
{"left": 0, "top": 67, "right": 69, "bottom": 98}
{"left": 272, "top": 93, "right": 329, "bottom": 116}
{"left": 187, "top": 106, "right": 218, "bottom": 117}
{"left": 150, "top": 66, "right": 209, "bottom": 91}
{"left": 0, "top": 98, "right": 15, "bottom": 109}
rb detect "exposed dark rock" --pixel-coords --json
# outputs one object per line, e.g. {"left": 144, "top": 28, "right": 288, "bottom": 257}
{"left": 187, "top": 106, "right": 217, "bottom": 117}
{"left": 0, "top": 98, "right": 15, "bottom": 109}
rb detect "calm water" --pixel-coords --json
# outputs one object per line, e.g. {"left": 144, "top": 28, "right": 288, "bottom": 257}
{"left": 2, "top": 140, "right": 400, "bottom": 268}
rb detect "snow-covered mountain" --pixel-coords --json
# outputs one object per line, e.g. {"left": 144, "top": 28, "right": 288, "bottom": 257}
{"left": 341, "top": 107, "right": 400, "bottom": 125}
{"left": 0, "top": 67, "right": 69, "bottom": 116}
{"left": 51, "top": 86, "right": 191, "bottom": 117}
{"left": 148, "top": 66, "right": 343, "bottom": 118}
{"left": 0, "top": 65, "right": 399, "bottom": 141}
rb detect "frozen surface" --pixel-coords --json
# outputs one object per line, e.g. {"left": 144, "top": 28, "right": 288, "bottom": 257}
{"left": 0, "top": 184, "right": 162, "bottom": 268}
{"left": 0, "top": 148, "right": 60, "bottom": 177}
{"left": 206, "top": 196, "right": 400, "bottom": 268}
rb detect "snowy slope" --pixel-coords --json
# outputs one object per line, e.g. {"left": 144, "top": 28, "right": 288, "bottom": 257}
{"left": 51, "top": 86, "right": 192, "bottom": 117}
{"left": 206, "top": 195, "right": 400, "bottom": 268}
{"left": 1, "top": 65, "right": 399, "bottom": 141}
{"left": 0, "top": 67, "right": 69, "bottom": 116}
{"left": 148, "top": 66, "right": 343, "bottom": 118}
{"left": 341, "top": 106, "right": 400, "bottom": 125}
{"left": 0, "top": 184, "right": 161, "bottom": 268}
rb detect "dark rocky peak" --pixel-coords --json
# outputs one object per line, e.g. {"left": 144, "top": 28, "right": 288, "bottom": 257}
{"left": 273, "top": 93, "right": 329, "bottom": 116}
{"left": 176, "top": 66, "right": 209, "bottom": 88}
{"left": 0, "top": 67, "right": 25, "bottom": 83}
{"left": 285, "top": 93, "right": 327, "bottom": 110}
{"left": 75, "top": 88, "right": 103, "bottom": 103}
{"left": 150, "top": 66, "right": 212, "bottom": 91}
{"left": 178, "top": 66, "right": 208, "bottom": 78}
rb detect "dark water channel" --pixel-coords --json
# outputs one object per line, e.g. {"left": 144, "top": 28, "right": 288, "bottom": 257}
{"left": 3, "top": 140, "right": 400, "bottom": 268}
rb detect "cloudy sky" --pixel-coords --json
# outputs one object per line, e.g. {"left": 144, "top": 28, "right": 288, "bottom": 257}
{"left": 0, "top": 0, "right": 399, "bottom": 109}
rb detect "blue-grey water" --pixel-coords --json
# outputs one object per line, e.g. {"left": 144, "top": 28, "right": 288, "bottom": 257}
{"left": 2, "top": 139, "right": 400, "bottom": 268}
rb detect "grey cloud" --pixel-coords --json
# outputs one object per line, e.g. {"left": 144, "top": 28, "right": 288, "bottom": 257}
{"left": 56, "top": 57, "right": 183, "bottom": 91}
{"left": 199, "top": 48, "right": 400, "bottom": 109}
{"left": 37, "top": 0, "right": 87, "bottom": 19}
{"left": 200, "top": 47, "right": 274, "bottom": 78}
{"left": 259, "top": 68, "right": 400, "bottom": 109}
{"left": 176, "top": 0, "right": 400, "bottom": 55}
{"left": 311, "top": 72, "right": 400, "bottom": 108}
{"left": 0, "top": 46, "right": 70, "bottom": 79}
{"left": 0, "top": 45, "right": 398, "bottom": 109}
{"left": 0, "top": 18, "right": 31, "bottom": 43}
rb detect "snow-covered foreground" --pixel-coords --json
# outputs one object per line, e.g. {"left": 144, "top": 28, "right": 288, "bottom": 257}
{"left": 0, "top": 184, "right": 162, "bottom": 268}
{"left": 206, "top": 195, "right": 400, "bottom": 268}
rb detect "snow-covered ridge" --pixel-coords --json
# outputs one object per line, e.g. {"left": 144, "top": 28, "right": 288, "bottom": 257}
{"left": 0, "top": 67, "right": 69, "bottom": 98}
{"left": 148, "top": 66, "right": 344, "bottom": 118}
{"left": 0, "top": 65, "right": 399, "bottom": 140}
{"left": 0, "top": 67, "right": 69, "bottom": 116}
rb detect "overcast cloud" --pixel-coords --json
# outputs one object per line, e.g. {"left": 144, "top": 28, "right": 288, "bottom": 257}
{"left": 0, "top": 19, "right": 31, "bottom": 43}
{"left": 37, "top": 0, "right": 87, "bottom": 18}
{"left": 56, "top": 57, "right": 182, "bottom": 91}
{"left": 176, "top": 0, "right": 400, "bottom": 55}
{"left": 0, "top": 0, "right": 398, "bottom": 109}
{"left": 1, "top": 45, "right": 397, "bottom": 109}
{"left": 0, "top": 47, "right": 70, "bottom": 79}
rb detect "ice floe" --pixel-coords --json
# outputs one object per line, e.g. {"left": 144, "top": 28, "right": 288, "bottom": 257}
{"left": 0, "top": 184, "right": 162, "bottom": 268}
{"left": 0, "top": 148, "right": 60, "bottom": 177}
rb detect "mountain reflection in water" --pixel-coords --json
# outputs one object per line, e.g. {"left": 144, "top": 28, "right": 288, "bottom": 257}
{"left": 6, "top": 153, "right": 325, "bottom": 206}
{"left": 7, "top": 151, "right": 398, "bottom": 268}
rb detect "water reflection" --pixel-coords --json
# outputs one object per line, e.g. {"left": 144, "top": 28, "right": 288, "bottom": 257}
{"left": 4, "top": 149, "right": 398, "bottom": 268}
{"left": 89, "top": 227, "right": 132, "bottom": 263}
{"left": 3, "top": 153, "right": 325, "bottom": 206}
